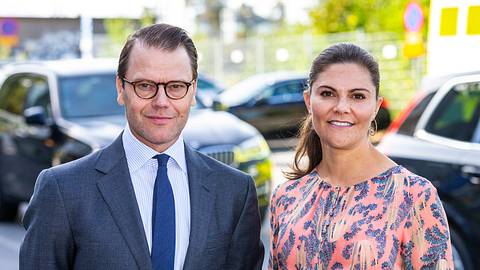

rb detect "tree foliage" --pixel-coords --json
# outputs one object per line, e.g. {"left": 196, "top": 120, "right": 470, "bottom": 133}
{"left": 309, "top": 0, "right": 430, "bottom": 35}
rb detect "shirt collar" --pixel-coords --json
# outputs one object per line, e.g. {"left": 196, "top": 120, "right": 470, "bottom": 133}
{"left": 122, "top": 124, "right": 187, "bottom": 173}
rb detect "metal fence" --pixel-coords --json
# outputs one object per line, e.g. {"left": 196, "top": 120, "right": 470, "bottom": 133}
{"left": 195, "top": 31, "right": 426, "bottom": 116}
{"left": 94, "top": 31, "right": 426, "bottom": 117}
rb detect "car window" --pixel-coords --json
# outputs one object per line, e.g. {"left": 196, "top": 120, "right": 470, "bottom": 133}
{"left": 0, "top": 74, "right": 47, "bottom": 116}
{"left": 397, "top": 92, "right": 435, "bottom": 136}
{"left": 197, "top": 77, "right": 222, "bottom": 94}
{"left": 24, "top": 76, "right": 51, "bottom": 117}
{"left": 220, "top": 76, "right": 272, "bottom": 106}
{"left": 273, "top": 80, "right": 305, "bottom": 96}
{"left": 58, "top": 73, "right": 124, "bottom": 118}
{"left": 425, "top": 81, "right": 480, "bottom": 142}
{"left": 269, "top": 80, "right": 306, "bottom": 103}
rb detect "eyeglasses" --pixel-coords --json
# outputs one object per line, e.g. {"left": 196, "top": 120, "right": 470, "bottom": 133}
{"left": 121, "top": 77, "right": 193, "bottom": 100}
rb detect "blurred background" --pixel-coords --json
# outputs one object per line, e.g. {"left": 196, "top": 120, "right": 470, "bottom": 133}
{"left": 1, "top": 0, "right": 480, "bottom": 269}
{"left": 0, "top": 0, "right": 433, "bottom": 117}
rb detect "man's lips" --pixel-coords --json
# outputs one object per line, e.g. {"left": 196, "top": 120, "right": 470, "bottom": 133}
{"left": 146, "top": 115, "right": 173, "bottom": 124}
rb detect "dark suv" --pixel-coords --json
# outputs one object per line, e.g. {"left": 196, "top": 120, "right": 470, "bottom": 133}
{"left": 378, "top": 72, "right": 480, "bottom": 270}
{"left": 0, "top": 59, "right": 272, "bottom": 221}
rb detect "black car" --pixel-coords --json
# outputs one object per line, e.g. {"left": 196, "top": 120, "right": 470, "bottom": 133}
{"left": 378, "top": 72, "right": 480, "bottom": 270}
{"left": 214, "top": 72, "right": 391, "bottom": 138}
{"left": 0, "top": 59, "right": 272, "bottom": 221}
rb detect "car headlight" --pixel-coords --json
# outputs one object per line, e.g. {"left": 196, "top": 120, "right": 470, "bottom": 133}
{"left": 233, "top": 135, "right": 270, "bottom": 164}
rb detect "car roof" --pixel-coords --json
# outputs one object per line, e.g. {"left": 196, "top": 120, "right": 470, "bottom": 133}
{"left": 2, "top": 59, "right": 222, "bottom": 84}
{"left": 2, "top": 58, "right": 117, "bottom": 76}
{"left": 421, "top": 70, "right": 480, "bottom": 93}
{"left": 239, "top": 71, "right": 307, "bottom": 85}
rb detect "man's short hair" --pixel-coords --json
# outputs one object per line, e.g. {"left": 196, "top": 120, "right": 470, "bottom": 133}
{"left": 117, "top": 23, "right": 198, "bottom": 80}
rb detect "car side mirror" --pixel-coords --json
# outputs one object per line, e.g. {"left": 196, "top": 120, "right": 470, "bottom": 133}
{"left": 253, "top": 97, "right": 268, "bottom": 106}
{"left": 24, "top": 106, "right": 48, "bottom": 125}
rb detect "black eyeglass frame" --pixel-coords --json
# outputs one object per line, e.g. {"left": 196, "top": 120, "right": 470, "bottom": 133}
{"left": 121, "top": 77, "right": 194, "bottom": 100}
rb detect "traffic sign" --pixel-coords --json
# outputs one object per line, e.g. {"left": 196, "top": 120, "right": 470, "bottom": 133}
{"left": 0, "top": 18, "right": 18, "bottom": 36}
{"left": 0, "top": 18, "right": 19, "bottom": 46}
{"left": 404, "top": 2, "right": 424, "bottom": 32}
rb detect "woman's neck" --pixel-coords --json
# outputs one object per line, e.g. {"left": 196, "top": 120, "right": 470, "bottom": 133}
{"left": 316, "top": 141, "right": 392, "bottom": 187}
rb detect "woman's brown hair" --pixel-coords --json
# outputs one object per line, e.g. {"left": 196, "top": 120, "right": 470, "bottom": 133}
{"left": 284, "top": 43, "right": 380, "bottom": 180}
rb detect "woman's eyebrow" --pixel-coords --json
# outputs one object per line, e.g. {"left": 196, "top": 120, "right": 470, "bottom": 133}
{"left": 315, "top": 85, "right": 336, "bottom": 91}
{"left": 349, "top": 88, "right": 371, "bottom": 92}
{"left": 315, "top": 85, "right": 372, "bottom": 93}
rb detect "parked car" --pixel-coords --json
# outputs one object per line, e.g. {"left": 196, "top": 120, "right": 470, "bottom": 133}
{"left": 213, "top": 72, "right": 391, "bottom": 138}
{"left": 0, "top": 59, "right": 272, "bottom": 221}
{"left": 196, "top": 73, "right": 225, "bottom": 107}
{"left": 377, "top": 71, "right": 480, "bottom": 270}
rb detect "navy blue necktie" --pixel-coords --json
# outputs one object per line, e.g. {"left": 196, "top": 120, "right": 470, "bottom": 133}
{"left": 151, "top": 154, "right": 175, "bottom": 270}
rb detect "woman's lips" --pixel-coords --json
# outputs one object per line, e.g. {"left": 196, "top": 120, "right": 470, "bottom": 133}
{"left": 328, "top": 120, "right": 354, "bottom": 127}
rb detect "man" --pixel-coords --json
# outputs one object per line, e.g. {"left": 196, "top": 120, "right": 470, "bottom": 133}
{"left": 20, "top": 23, "right": 264, "bottom": 270}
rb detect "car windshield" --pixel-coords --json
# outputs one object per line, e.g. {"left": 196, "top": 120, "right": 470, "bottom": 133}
{"left": 58, "top": 72, "right": 205, "bottom": 119}
{"left": 219, "top": 75, "right": 271, "bottom": 106}
{"left": 58, "top": 73, "right": 124, "bottom": 118}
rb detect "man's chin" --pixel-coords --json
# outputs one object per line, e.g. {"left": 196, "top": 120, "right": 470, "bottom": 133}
{"left": 144, "top": 134, "right": 180, "bottom": 150}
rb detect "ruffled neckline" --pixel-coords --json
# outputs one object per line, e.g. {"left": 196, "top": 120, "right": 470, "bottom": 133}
{"left": 310, "top": 165, "right": 403, "bottom": 190}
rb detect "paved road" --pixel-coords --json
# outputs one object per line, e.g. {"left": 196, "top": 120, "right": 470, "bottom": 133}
{"left": 0, "top": 142, "right": 295, "bottom": 270}
{"left": 0, "top": 222, "right": 24, "bottom": 270}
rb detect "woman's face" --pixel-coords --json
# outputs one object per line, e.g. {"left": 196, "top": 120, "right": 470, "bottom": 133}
{"left": 304, "top": 62, "right": 383, "bottom": 150}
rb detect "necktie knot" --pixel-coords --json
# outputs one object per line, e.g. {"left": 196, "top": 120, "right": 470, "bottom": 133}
{"left": 155, "top": 154, "right": 170, "bottom": 167}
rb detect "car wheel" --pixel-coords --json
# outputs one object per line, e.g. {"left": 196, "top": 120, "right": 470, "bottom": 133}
{"left": 450, "top": 226, "right": 474, "bottom": 270}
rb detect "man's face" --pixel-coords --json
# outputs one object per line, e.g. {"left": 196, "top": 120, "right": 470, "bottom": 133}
{"left": 116, "top": 43, "right": 196, "bottom": 152}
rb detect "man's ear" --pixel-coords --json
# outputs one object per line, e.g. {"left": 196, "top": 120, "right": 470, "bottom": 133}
{"left": 116, "top": 76, "right": 125, "bottom": 106}
{"left": 190, "top": 80, "right": 197, "bottom": 107}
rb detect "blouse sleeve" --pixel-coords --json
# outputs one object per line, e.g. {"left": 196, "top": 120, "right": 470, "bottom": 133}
{"left": 268, "top": 185, "right": 281, "bottom": 270}
{"left": 402, "top": 181, "right": 454, "bottom": 270}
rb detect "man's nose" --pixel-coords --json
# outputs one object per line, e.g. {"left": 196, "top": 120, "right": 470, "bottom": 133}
{"left": 151, "top": 87, "right": 170, "bottom": 107}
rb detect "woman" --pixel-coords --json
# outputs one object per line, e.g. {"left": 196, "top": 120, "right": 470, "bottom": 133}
{"left": 268, "top": 43, "right": 453, "bottom": 270}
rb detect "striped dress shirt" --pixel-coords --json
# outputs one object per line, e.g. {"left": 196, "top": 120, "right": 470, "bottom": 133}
{"left": 122, "top": 125, "right": 191, "bottom": 270}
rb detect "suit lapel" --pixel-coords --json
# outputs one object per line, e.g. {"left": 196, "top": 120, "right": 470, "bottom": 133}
{"left": 95, "top": 135, "right": 152, "bottom": 270}
{"left": 183, "top": 145, "right": 215, "bottom": 270}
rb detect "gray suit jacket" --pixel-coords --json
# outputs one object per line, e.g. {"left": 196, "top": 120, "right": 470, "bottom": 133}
{"left": 20, "top": 135, "right": 264, "bottom": 270}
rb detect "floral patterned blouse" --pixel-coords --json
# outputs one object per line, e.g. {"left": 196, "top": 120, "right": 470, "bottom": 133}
{"left": 269, "top": 165, "right": 453, "bottom": 270}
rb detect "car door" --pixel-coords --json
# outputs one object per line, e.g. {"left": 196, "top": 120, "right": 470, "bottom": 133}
{"left": 247, "top": 79, "right": 307, "bottom": 134}
{"left": 415, "top": 76, "right": 480, "bottom": 235}
{"left": 0, "top": 73, "right": 55, "bottom": 202}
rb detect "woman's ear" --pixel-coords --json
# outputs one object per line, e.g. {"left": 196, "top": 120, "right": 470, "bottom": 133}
{"left": 304, "top": 89, "right": 311, "bottom": 114}
{"left": 375, "top": 96, "right": 384, "bottom": 117}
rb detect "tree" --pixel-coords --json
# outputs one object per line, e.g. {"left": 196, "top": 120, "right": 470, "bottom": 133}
{"left": 309, "top": 0, "right": 430, "bottom": 35}
{"left": 196, "top": 0, "right": 224, "bottom": 38}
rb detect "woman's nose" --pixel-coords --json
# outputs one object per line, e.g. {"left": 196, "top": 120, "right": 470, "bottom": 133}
{"left": 333, "top": 97, "right": 351, "bottom": 113}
